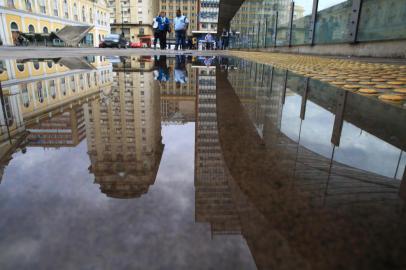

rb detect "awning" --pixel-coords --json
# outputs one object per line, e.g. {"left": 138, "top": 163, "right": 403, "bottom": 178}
{"left": 55, "top": 25, "right": 94, "bottom": 46}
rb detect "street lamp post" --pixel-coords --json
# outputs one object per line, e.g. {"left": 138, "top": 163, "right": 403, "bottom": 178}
{"left": 121, "top": 2, "right": 124, "bottom": 37}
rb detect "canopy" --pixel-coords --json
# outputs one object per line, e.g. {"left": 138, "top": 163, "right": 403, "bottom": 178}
{"left": 55, "top": 25, "right": 94, "bottom": 46}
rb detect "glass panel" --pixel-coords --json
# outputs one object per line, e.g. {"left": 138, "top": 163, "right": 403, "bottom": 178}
{"left": 276, "top": 1, "right": 292, "bottom": 46}
{"left": 358, "top": 0, "right": 406, "bottom": 42}
{"left": 291, "top": 0, "right": 313, "bottom": 45}
{"left": 315, "top": 0, "right": 353, "bottom": 44}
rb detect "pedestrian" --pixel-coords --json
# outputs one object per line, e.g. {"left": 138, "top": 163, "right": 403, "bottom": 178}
{"left": 173, "top": 9, "right": 189, "bottom": 50}
{"left": 152, "top": 17, "right": 159, "bottom": 49}
{"left": 204, "top": 33, "right": 214, "bottom": 50}
{"left": 221, "top": 28, "right": 229, "bottom": 50}
{"left": 175, "top": 55, "right": 187, "bottom": 84}
{"left": 155, "top": 11, "right": 170, "bottom": 50}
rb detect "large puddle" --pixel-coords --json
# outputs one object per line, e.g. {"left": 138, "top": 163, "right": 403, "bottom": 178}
{"left": 0, "top": 55, "right": 405, "bottom": 270}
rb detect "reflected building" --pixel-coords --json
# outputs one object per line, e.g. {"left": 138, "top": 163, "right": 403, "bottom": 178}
{"left": 85, "top": 56, "right": 164, "bottom": 199}
{"left": 159, "top": 57, "right": 196, "bottom": 124}
{"left": 0, "top": 57, "right": 113, "bottom": 182}
{"left": 27, "top": 107, "right": 86, "bottom": 147}
{"left": 194, "top": 65, "right": 241, "bottom": 235}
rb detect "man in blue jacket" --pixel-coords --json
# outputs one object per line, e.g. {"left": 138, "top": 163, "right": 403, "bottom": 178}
{"left": 155, "top": 11, "right": 170, "bottom": 50}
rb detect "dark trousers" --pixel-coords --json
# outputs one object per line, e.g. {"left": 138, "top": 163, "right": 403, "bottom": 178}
{"left": 158, "top": 31, "right": 167, "bottom": 50}
{"left": 153, "top": 30, "right": 159, "bottom": 48}
{"left": 175, "top": 30, "right": 186, "bottom": 50}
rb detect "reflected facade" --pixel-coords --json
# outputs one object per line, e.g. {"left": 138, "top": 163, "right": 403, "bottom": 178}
{"left": 0, "top": 55, "right": 405, "bottom": 270}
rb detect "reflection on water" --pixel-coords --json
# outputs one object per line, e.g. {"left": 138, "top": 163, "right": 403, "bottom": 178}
{"left": 0, "top": 55, "right": 405, "bottom": 270}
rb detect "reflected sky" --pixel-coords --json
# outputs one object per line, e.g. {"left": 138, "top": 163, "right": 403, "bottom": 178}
{"left": 0, "top": 124, "right": 256, "bottom": 270}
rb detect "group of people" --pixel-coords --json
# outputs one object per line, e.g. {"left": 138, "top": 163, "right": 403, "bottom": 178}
{"left": 153, "top": 9, "right": 189, "bottom": 50}
{"left": 152, "top": 10, "right": 230, "bottom": 50}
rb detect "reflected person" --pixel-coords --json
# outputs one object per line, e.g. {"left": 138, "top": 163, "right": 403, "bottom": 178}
{"left": 154, "top": 55, "right": 170, "bottom": 82}
{"left": 174, "top": 55, "right": 187, "bottom": 84}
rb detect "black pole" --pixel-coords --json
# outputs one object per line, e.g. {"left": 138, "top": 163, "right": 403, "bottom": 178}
{"left": 288, "top": 1, "right": 295, "bottom": 47}
{"left": 274, "top": 11, "right": 278, "bottom": 48}
{"left": 264, "top": 17, "right": 268, "bottom": 48}
{"left": 121, "top": 3, "right": 124, "bottom": 36}
{"left": 310, "top": 0, "right": 319, "bottom": 45}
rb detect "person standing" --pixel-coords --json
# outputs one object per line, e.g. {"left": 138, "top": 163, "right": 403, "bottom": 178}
{"left": 204, "top": 33, "right": 214, "bottom": 50}
{"left": 152, "top": 17, "right": 159, "bottom": 49}
{"left": 155, "top": 11, "right": 170, "bottom": 50}
{"left": 221, "top": 28, "right": 229, "bottom": 50}
{"left": 173, "top": 9, "right": 189, "bottom": 50}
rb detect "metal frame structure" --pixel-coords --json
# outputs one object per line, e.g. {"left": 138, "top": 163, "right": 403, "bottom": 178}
{"left": 229, "top": 0, "right": 366, "bottom": 48}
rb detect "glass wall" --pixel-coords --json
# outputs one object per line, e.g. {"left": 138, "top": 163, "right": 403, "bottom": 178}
{"left": 229, "top": 0, "right": 406, "bottom": 49}
{"left": 357, "top": 0, "right": 406, "bottom": 42}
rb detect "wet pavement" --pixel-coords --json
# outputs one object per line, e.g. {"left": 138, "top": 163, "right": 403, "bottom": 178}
{"left": 0, "top": 55, "right": 405, "bottom": 270}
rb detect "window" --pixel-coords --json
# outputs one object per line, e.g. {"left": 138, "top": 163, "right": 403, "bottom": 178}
{"left": 28, "top": 24, "right": 35, "bottom": 33}
{"left": 10, "top": 22, "right": 19, "bottom": 32}
{"left": 39, "top": 0, "right": 46, "bottom": 14}
{"left": 7, "top": 0, "right": 15, "bottom": 8}
{"left": 4, "top": 97, "right": 14, "bottom": 126}
{"left": 53, "top": 0, "right": 58, "bottom": 16}
{"left": 90, "top": 8, "right": 93, "bottom": 23}
{"left": 37, "top": 82, "right": 44, "bottom": 103}
{"left": 63, "top": 0, "right": 69, "bottom": 18}
{"left": 43, "top": 27, "right": 48, "bottom": 33}
{"left": 25, "top": 0, "right": 32, "bottom": 11}
{"left": 21, "top": 86, "right": 30, "bottom": 108}
{"left": 47, "top": 61, "right": 53, "bottom": 68}
{"left": 139, "top": 28, "right": 144, "bottom": 35}
{"left": 82, "top": 6, "right": 86, "bottom": 22}
{"left": 73, "top": 4, "right": 78, "bottom": 21}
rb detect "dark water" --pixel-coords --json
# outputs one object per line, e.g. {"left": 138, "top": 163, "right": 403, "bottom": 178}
{"left": 0, "top": 55, "right": 405, "bottom": 270}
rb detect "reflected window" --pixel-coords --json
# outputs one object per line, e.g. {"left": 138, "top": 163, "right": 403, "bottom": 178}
{"left": 0, "top": 60, "right": 5, "bottom": 73}
{"left": 16, "top": 61, "right": 25, "bottom": 72}
{"left": 21, "top": 85, "right": 30, "bottom": 108}
{"left": 47, "top": 61, "right": 53, "bottom": 68}
{"left": 37, "top": 82, "right": 44, "bottom": 103}
{"left": 49, "top": 80, "right": 56, "bottom": 99}
{"left": 4, "top": 96, "right": 14, "bottom": 126}
{"left": 33, "top": 61, "right": 40, "bottom": 70}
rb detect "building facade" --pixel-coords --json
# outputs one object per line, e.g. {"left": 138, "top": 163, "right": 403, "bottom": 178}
{"left": 199, "top": 0, "right": 218, "bottom": 32}
{"left": 108, "top": 0, "right": 158, "bottom": 43}
{"left": 0, "top": 0, "right": 110, "bottom": 46}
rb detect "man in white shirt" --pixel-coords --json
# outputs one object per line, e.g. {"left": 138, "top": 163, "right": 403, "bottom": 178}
{"left": 173, "top": 9, "right": 189, "bottom": 50}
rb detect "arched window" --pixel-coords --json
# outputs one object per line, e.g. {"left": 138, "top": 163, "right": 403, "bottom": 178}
{"left": 97, "top": 11, "right": 100, "bottom": 24}
{"left": 43, "top": 26, "right": 48, "bottom": 33}
{"left": 56, "top": 28, "right": 59, "bottom": 32}
{"left": 82, "top": 6, "right": 86, "bottom": 22}
{"left": 47, "top": 61, "right": 52, "bottom": 68}
{"left": 10, "top": 22, "right": 19, "bottom": 32}
{"left": 28, "top": 24, "right": 35, "bottom": 33}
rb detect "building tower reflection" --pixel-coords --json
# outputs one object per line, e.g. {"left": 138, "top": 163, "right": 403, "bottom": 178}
{"left": 85, "top": 57, "right": 164, "bottom": 199}
{"left": 194, "top": 65, "right": 241, "bottom": 235}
